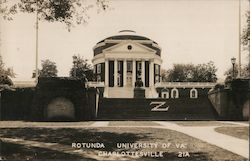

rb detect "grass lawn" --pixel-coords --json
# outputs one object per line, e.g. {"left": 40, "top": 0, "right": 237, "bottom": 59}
{"left": 0, "top": 121, "right": 94, "bottom": 127}
{"left": 0, "top": 127, "right": 247, "bottom": 161}
{"left": 214, "top": 126, "right": 249, "bottom": 140}
{"left": 0, "top": 141, "right": 82, "bottom": 160}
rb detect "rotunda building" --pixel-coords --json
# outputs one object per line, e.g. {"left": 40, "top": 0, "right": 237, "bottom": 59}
{"left": 92, "top": 30, "right": 162, "bottom": 98}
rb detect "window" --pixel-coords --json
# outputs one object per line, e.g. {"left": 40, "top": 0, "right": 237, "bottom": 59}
{"left": 127, "top": 45, "right": 132, "bottom": 50}
{"left": 155, "top": 76, "right": 159, "bottom": 83}
{"left": 93, "top": 65, "right": 96, "bottom": 74}
{"left": 161, "top": 88, "right": 169, "bottom": 99}
{"left": 190, "top": 88, "right": 198, "bottom": 98}
{"left": 127, "top": 61, "right": 132, "bottom": 72}
{"left": 137, "top": 62, "right": 142, "bottom": 71}
{"left": 155, "top": 65, "right": 159, "bottom": 74}
{"left": 97, "top": 64, "right": 101, "bottom": 74}
{"left": 171, "top": 88, "right": 179, "bottom": 98}
{"left": 97, "top": 75, "right": 101, "bottom": 82}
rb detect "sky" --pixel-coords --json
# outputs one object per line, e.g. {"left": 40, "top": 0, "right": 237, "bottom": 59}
{"left": 0, "top": 0, "right": 249, "bottom": 81}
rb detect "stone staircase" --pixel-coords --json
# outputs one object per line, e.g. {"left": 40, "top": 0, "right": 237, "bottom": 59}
{"left": 107, "top": 87, "right": 134, "bottom": 98}
{"left": 104, "top": 87, "right": 158, "bottom": 98}
{"left": 97, "top": 97, "right": 219, "bottom": 120}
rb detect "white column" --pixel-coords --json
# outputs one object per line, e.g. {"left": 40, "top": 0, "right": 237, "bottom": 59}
{"left": 123, "top": 60, "right": 127, "bottom": 87}
{"left": 114, "top": 59, "right": 118, "bottom": 87}
{"left": 105, "top": 60, "right": 109, "bottom": 86}
{"left": 149, "top": 60, "right": 154, "bottom": 87}
{"left": 141, "top": 60, "right": 145, "bottom": 87}
{"left": 132, "top": 60, "right": 136, "bottom": 87}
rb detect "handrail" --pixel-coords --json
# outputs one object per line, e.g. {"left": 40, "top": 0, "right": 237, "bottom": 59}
{"left": 155, "top": 82, "right": 216, "bottom": 88}
{"left": 87, "top": 81, "right": 105, "bottom": 87}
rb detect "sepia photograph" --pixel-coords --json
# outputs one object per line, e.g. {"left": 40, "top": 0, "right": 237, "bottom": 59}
{"left": 0, "top": 0, "right": 249, "bottom": 160}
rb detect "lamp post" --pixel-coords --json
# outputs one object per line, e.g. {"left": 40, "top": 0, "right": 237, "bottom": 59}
{"left": 73, "top": 56, "right": 77, "bottom": 78}
{"left": 231, "top": 57, "right": 236, "bottom": 79}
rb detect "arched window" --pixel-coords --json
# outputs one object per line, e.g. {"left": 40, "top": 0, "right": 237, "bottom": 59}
{"left": 97, "top": 64, "right": 101, "bottom": 74}
{"left": 190, "top": 88, "right": 198, "bottom": 98}
{"left": 161, "top": 88, "right": 169, "bottom": 99}
{"left": 171, "top": 88, "right": 179, "bottom": 98}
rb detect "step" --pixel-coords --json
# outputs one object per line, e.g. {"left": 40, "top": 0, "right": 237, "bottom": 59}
{"left": 107, "top": 87, "right": 133, "bottom": 98}
{"left": 97, "top": 97, "right": 218, "bottom": 120}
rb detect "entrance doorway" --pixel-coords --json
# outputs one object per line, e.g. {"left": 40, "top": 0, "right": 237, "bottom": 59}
{"left": 126, "top": 72, "right": 132, "bottom": 87}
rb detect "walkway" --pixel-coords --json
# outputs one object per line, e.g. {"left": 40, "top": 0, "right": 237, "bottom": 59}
{"left": 155, "top": 121, "right": 249, "bottom": 158}
{"left": 90, "top": 121, "right": 109, "bottom": 127}
{"left": 0, "top": 121, "right": 249, "bottom": 159}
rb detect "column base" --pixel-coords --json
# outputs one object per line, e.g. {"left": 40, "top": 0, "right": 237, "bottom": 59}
{"left": 103, "top": 87, "right": 109, "bottom": 98}
{"left": 134, "top": 87, "right": 145, "bottom": 98}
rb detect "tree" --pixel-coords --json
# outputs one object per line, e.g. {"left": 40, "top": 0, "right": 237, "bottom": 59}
{"left": 160, "top": 69, "right": 169, "bottom": 82}
{"left": 162, "top": 61, "right": 217, "bottom": 82}
{"left": 224, "top": 64, "right": 249, "bottom": 82}
{"left": 193, "top": 61, "right": 217, "bottom": 82}
{"left": 242, "top": 10, "right": 250, "bottom": 49}
{"left": 166, "top": 64, "right": 195, "bottom": 82}
{"left": 0, "top": 0, "right": 110, "bottom": 29}
{"left": 39, "top": 59, "right": 58, "bottom": 77}
{"left": 241, "top": 7, "right": 250, "bottom": 78}
{"left": 69, "top": 55, "right": 93, "bottom": 81}
{"left": 0, "top": 54, "right": 15, "bottom": 85}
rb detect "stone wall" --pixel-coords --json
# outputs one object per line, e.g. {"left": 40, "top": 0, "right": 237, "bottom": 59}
{"left": 31, "top": 77, "right": 93, "bottom": 121}
{"left": 208, "top": 79, "right": 250, "bottom": 120}
{"left": 208, "top": 89, "right": 229, "bottom": 119}
{"left": 0, "top": 87, "right": 35, "bottom": 120}
{"left": 156, "top": 87, "right": 210, "bottom": 98}
{"left": 1, "top": 77, "right": 99, "bottom": 121}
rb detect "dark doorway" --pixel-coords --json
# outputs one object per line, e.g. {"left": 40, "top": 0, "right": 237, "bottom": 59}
{"left": 109, "top": 61, "right": 114, "bottom": 87}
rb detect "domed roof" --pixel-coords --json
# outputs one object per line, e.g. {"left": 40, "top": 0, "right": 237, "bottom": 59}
{"left": 94, "top": 30, "right": 161, "bottom": 56}
{"left": 97, "top": 30, "right": 158, "bottom": 44}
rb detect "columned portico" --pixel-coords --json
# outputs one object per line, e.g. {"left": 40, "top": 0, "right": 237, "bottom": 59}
{"left": 92, "top": 31, "right": 162, "bottom": 98}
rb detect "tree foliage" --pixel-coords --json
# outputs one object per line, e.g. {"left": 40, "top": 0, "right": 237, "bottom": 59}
{"left": 242, "top": 10, "right": 250, "bottom": 48}
{"left": 224, "top": 64, "right": 249, "bottom": 82}
{"left": 162, "top": 61, "right": 217, "bottom": 82}
{"left": 242, "top": 9, "right": 250, "bottom": 79}
{"left": 160, "top": 69, "right": 169, "bottom": 82}
{"left": 0, "top": 0, "right": 110, "bottom": 29}
{"left": 69, "top": 55, "right": 93, "bottom": 81}
{"left": 0, "top": 55, "right": 15, "bottom": 85}
{"left": 39, "top": 59, "right": 58, "bottom": 77}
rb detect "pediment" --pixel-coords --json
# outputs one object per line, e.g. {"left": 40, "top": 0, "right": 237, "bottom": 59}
{"left": 103, "top": 41, "right": 156, "bottom": 53}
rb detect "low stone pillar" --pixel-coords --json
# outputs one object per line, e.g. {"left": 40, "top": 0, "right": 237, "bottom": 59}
{"left": 134, "top": 87, "right": 145, "bottom": 98}
{"left": 133, "top": 78, "right": 145, "bottom": 98}
{"left": 230, "top": 79, "right": 250, "bottom": 120}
